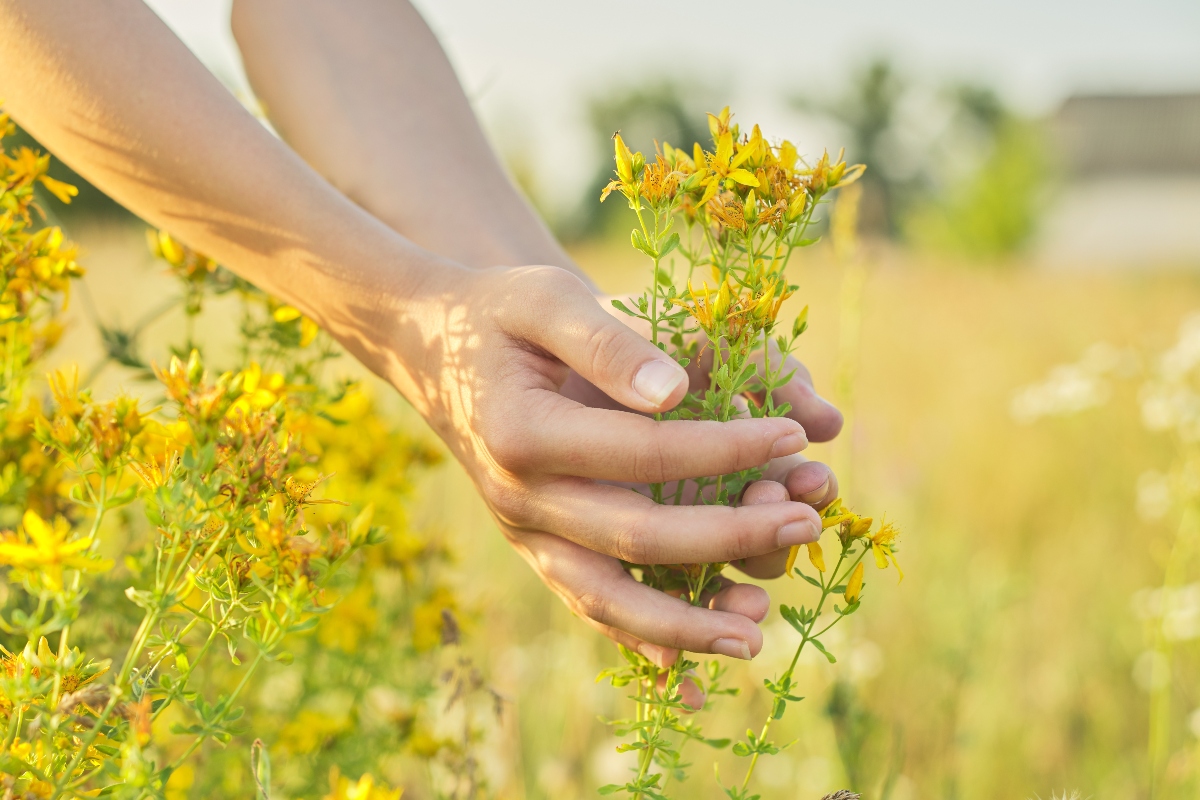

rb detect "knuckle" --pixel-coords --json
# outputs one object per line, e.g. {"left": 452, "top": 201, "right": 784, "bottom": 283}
{"left": 485, "top": 423, "right": 538, "bottom": 474}
{"left": 630, "top": 436, "right": 679, "bottom": 484}
{"left": 613, "top": 521, "right": 648, "bottom": 564}
{"left": 574, "top": 588, "right": 611, "bottom": 625}
{"left": 726, "top": 509, "right": 763, "bottom": 560}
{"left": 582, "top": 319, "right": 636, "bottom": 383}
{"left": 480, "top": 475, "right": 532, "bottom": 526}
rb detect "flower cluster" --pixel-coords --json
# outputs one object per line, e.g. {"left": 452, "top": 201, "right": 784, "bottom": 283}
{"left": 597, "top": 109, "right": 901, "bottom": 799}
{"left": 0, "top": 118, "right": 489, "bottom": 798}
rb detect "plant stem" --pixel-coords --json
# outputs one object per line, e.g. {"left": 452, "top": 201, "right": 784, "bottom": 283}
{"left": 738, "top": 546, "right": 868, "bottom": 792}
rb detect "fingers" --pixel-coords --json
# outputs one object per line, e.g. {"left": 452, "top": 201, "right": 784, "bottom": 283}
{"left": 707, "top": 579, "right": 770, "bottom": 622}
{"left": 732, "top": 472, "right": 837, "bottom": 578}
{"left": 734, "top": 480, "right": 793, "bottom": 579}
{"left": 771, "top": 356, "right": 843, "bottom": 442}
{"left": 496, "top": 267, "right": 689, "bottom": 413}
{"left": 781, "top": 459, "right": 839, "bottom": 509}
{"left": 526, "top": 479, "right": 821, "bottom": 564}
{"left": 518, "top": 531, "right": 764, "bottom": 658}
{"left": 504, "top": 394, "right": 807, "bottom": 482}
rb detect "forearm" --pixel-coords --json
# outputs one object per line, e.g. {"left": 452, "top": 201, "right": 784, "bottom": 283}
{"left": 0, "top": 0, "right": 456, "bottom": 405}
{"left": 230, "top": 0, "right": 580, "bottom": 277}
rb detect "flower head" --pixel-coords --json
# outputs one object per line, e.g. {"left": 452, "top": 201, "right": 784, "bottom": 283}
{"left": 0, "top": 510, "right": 112, "bottom": 590}
{"left": 869, "top": 521, "right": 903, "bottom": 581}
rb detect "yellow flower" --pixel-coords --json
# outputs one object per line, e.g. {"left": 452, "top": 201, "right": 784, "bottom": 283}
{"left": 844, "top": 561, "right": 864, "bottom": 604}
{"left": 697, "top": 129, "right": 760, "bottom": 207}
{"left": 869, "top": 521, "right": 903, "bottom": 581}
{"left": 283, "top": 473, "right": 348, "bottom": 508}
{"left": 324, "top": 766, "right": 402, "bottom": 800}
{"left": 784, "top": 540, "right": 825, "bottom": 578}
{"left": 0, "top": 510, "right": 112, "bottom": 590}
{"left": 820, "top": 498, "right": 854, "bottom": 529}
{"left": 38, "top": 174, "right": 77, "bottom": 204}
{"left": 280, "top": 709, "right": 350, "bottom": 755}
{"left": 47, "top": 366, "right": 84, "bottom": 419}
{"left": 601, "top": 133, "right": 639, "bottom": 202}
{"left": 806, "top": 541, "right": 826, "bottom": 573}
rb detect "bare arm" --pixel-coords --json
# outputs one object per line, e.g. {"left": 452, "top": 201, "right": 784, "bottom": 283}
{"left": 0, "top": 0, "right": 826, "bottom": 663}
{"left": 0, "top": 0, "right": 453, "bottom": 399}
{"left": 231, "top": 0, "right": 576, "bottom": 274}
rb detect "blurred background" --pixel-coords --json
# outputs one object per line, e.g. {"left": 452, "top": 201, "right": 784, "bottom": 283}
{"left": 13, "top": 0, "right": 1200, "bottom": 797}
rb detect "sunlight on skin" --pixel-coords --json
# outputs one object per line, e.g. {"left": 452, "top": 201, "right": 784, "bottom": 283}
{"left": 0, "top": 0, "right": 840, "bottom": 665}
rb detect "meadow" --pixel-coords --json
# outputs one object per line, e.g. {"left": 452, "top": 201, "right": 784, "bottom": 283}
{"left": 49, "top": 219, "right": 1200, "bottom": 799}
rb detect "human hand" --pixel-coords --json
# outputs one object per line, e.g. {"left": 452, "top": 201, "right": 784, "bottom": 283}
{"left": 369, "top": 263, "right": 827, "bottom": 663}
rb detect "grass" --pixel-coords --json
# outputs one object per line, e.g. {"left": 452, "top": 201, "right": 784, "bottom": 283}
{"left": 55, "top": 220, "right": 1200, "bottom": 798}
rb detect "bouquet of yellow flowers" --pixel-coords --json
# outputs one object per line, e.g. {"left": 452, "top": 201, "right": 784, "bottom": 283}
{"left": 596, "top": 108, "right": 903, "bottom": 799}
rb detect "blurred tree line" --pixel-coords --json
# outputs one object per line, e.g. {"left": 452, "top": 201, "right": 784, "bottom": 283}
{"left": 11, "top": 57, "right": 1048, "bottom": 262}
{"left": 559, "top": 58, "right": 1049, "bottom": 260}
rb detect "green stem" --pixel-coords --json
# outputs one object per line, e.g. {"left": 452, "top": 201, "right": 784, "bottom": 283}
{"left": 739, "top": 546, "right": 868, "bottom": 792}
{"left": 170, "top": 650, "right": 266, "bottom": 772}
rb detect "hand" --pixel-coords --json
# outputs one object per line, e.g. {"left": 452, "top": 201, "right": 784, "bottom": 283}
{"left": 370, "top": 262, "right": 827, "bottom": 662}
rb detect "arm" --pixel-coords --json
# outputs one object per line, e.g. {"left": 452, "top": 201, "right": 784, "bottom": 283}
{"left": 0, "top": 0, "right": 825, "bottom": 663}
{"left": 230, "top": 0, "right": 845, "bottom": 556}
{"left": 229, "top": 0, "right": 844, "bottom": 440}
{"left": 232, "top": 0, "right": 575, "bottom": 275}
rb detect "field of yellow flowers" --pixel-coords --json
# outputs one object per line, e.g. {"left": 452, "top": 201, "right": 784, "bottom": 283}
{"left": 43, "top": 215, "right": 1199, "bottom": 799}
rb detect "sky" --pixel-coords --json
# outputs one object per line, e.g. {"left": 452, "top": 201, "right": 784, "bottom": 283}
{"left": 146, "top": 0, "right": 1200, "bottom": 209}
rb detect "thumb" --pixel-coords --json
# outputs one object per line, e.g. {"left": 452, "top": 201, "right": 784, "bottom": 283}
{"left": 511, "top": 267, "right": 689, "bottom": 412}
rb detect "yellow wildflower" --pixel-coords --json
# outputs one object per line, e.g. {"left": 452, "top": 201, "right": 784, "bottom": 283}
{"left": 820, "top": 498, "right": 854, "bottom": 529}
{"left": 783, "top": 540, "right": 825, "bottom": 579}
{"left": 0, "top": 510, "right": 112, "bottom": 590}
{"left": 870, "top": 521, "right": 903, "bottom": 581}
{"left": 324, "top": 766, "right": 402, "bottom": 800}
{"left": 697, "top": 128, "right": 759, "bottom": 207}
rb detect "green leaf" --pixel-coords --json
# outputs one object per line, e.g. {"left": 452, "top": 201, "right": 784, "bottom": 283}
{"left": 655, "top": 266, "right": 673, "bottom": 287}
{"left": 611, "top": 298, "right": 643, "bottom": 319}
{"left": 771, "top": 697, "right": 786, "bottom": 719}
{"left": 810, "top": 638, "right": 837, "bottom": 663}
{"left": 659, "top": 232, "right": 681, "bottom": 258}
{"left": 796, "top": 570, "right": 822, "bottom": 588}
{"left": 631, "top": 229, "right": 657, "bottom": 258}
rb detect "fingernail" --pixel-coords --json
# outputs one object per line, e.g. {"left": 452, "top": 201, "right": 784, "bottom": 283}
{"left": 637, "top": 642, "right": 668, "bottom": 668}
{"left": 769, "top": 431, "right": 808, "bottom": 459}
{"left": 798, "top": 478, "right": 831, "bottom": 505}
{"left": 633, "top": 360, "right": 687, "bottom": 406}
{"left": 778, "top": 519, "right": 820, "bottom": 547}
{"left": 712, "top": 638, "right": 753, "bottom": 661}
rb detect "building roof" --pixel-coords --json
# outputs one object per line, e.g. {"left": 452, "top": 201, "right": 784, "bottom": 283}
{"left": 1054, "top": 93, "right": 1200, "bottom": 177}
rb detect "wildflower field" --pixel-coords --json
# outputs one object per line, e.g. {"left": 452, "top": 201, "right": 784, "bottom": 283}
{"left": 36, "top": 212, "right": 1200, "bottom": 799}
{"left": 7, "top": 112, "right": 1200, "bottom": 799}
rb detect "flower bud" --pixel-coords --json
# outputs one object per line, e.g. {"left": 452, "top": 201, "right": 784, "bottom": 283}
{"left": 713, "top": 281, "right": 732, "bottom": 322}
{"left": 743, "top": 190, "right": 757, "bottom": 224}
{"left": 681, "top": 171, "right": 704, "bottom": 192}
{"left": 793, "top": 306, "right": 809, "bottom": 337}
{"left": 186, "top": 349, "right": 204, "bottom": 384}
{"left": 614, "top": 134, "right": 634, "bottom": 183}
{"left": 845, "top": 561, "right": 864, "bottom": 604}
{"left": 786, "top": 190, "right": 808, "bottom": 222}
